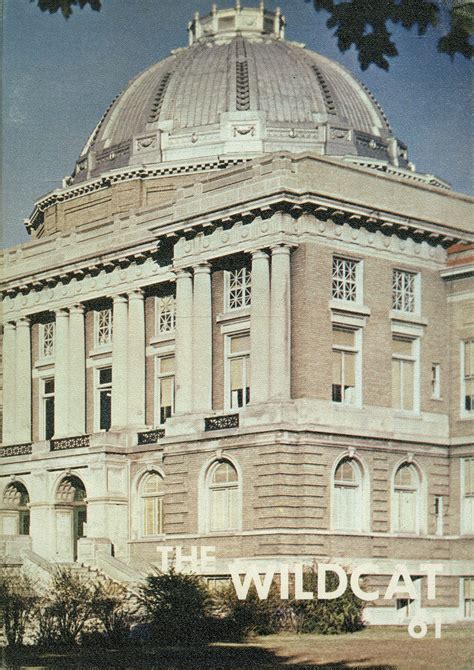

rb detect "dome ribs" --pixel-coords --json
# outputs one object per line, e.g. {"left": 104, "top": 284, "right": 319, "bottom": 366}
{"left": 148, "top": 70, "right": 173, "bottom": 123}
{"left": 235, "top": 39, "right": 250, "bottom": 111}
{"left": 310, "top": 64, "right": 337, "bottom": 116}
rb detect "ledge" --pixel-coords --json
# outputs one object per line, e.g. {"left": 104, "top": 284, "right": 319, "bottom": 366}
{"left": 390, "top": 310, "right": 428, "bottom": 326}
{"left": 329, "top": 300, "right": 371, "bottom": 317}
{"left": 216, "top": 308, "right": 251, "bottom": 324}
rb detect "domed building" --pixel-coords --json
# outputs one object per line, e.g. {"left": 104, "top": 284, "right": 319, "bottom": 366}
{"left": 1, "top": 4, "right": 473, "bottom": 625}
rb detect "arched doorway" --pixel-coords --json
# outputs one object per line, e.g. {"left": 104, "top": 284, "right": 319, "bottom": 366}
{"left": 2, "top": 482, "right": 30, "bottom": 535}
{"left": 56, "top": 475, "right": 87, "bottom": 561}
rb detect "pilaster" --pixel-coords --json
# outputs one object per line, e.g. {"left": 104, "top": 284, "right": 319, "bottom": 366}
{"left": 54, "top": 309, "right": 69, "bottom": 437}
{"left": 174, "top": 270, "right": 193, "bottom": 414}
{"left": 250, "top": 249, "right": 270, "bottom": 403}
{"left": 2, "top": 322, "right": 17, "bottom": 444}
{"left": 111, "top": 295, "right": 128, "bottom": 429}
{"left": 270, "top": 244, "right": 291, "bottom": 400}
{"left": 127, "top": 289, "right": 146, "bottom": 426}
{"left": 192, "top": 263, "right": 212, "bottom": 412}
{"left": 68, "top": 304, "right": 86, "bottom": 435}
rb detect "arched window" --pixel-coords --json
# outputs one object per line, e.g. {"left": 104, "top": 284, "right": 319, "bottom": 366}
{"left": 393, "top": 463, "right": 420, "bottom": 533}
{"left": 208, "top": 461, "right": 239, "bottom": 532}
{"left": 333, "top": 459, "right": 362, "bottom": 531}
{"left": 141, "top": 472, "right": 164, "bottom": 536}
{"left": 3, "top": 482, "right": 30, "bottom": 535}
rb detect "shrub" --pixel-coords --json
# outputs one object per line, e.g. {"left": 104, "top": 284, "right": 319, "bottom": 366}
{"left": 212, "top": 582, "right": 284, "bottom": 640}
{"left": 139, "top": 568, "right": 212, "bottom": 646}
{"left": 289, "top": 567, "right": 365, "bottom": 634}
{"left": 0, "top": 567, "right": 39, "bottom": 647}
{"left": 92, "top": 578, "right": 137, "bottom": 645}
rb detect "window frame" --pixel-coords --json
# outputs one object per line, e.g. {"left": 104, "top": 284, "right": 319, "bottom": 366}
{"left": 331, "top": 256, "right": 363, "bottom": 305}
{"left": 155, "top": 295, "right": 176, "bottom": 336}
{"left": 331, "top": 457, "right": 368, "bottom": 532}
{"left": 431, "top": 363, "right": 441, "bottom": 400}
{"left": 224, "top": 331, "right": 250, "bottom": 410}
{"left": 460, "top": 339, "right": 474, "bottom": 418}
{"left": 224, "top": 267, "right": 252, "bottom": 312}
{"left": 141, "top": 471, "right": 165, "bottom": 537}
{"left": 460, "top": 457, "right": 474, "bottom": 535}
{"left": 391, "top": 462, "right": 423, "bottom": 535}
{"left": 94, "top": 308, "right": 113, "bottom": 349}
{"left": 461, "top": 577, "right": 474, "bottom": 619}
{"left": 199, "top": 457, "right": 242, "bottom": 534}
{"left": 392, "top": 268, "right": 421, "bottom": 315}
{"left": 40, "top": 376, "right": 55, "bottom": 441}
{"left": 39, "top": 321, "right": 56, "bottom": 360}
{"left": 94, "top": 365, "right": 112, "bottom": 432}
{"left": 154, "top": 354, "right": 175, "bottom": 426}
{"left": 392, "top": 336, "right": 420, "bottom": 413}
{"left": 331, "top": 326, "right": 362, "bottom": 407}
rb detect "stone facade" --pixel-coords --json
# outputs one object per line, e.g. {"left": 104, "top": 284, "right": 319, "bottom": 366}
{"left": 1, "top": 5, "right": 473, "bottom": 626}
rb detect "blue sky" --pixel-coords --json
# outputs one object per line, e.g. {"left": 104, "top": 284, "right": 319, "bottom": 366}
{"left": 2, "top": 0, "right": 472, "bottom": 247}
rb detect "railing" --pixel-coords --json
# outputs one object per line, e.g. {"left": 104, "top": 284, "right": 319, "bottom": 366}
{"left": 204, "top": 414, "right": 239, "bottom": 431}
{"left": 50, "top": 435, "right": 91, "bottom": 451}
{"left": 137, "top": 429, "right": 165, "bottom": 445}
{"left": 1, "top": 443, "right": 33, "bottom": 457}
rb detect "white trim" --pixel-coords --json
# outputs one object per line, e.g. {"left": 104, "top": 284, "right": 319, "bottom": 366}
{"left": 332, "top": 326, "right": 363, "bottom": 407}
{"left": 153, "top": 353, "right": 175, "bottom": 427}
{"left": 460, "top": 576, "right": 474, "bottom": 620}
{"left": 39, "top": 374, "right": 55, "bottom": 441}
{"left": 224, "top": 330, "right": 250, "bottom": 411}
{"left": 198, "top": 455, "right": 243, "bottom": 534}
{"left": 93, "top": 364, "right": 112, "bottom": 432}
{"left": 392, "top": 336, "right": 420, "bottom": 413}
{"left": 331, "top": 256, "right": 364, "bottom": 306}
{"left": 330, "top": 451, "right": 370, "bottom": 532}
{"left": 390, "top": 458, "right": 427, "bottom": 535}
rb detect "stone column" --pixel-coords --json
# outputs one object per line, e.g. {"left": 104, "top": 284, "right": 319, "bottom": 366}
{"left": 54, "top": 309, "right": 69, "bottom": 437}
{"left": 270, "top": 244, "right": 291, "bottom": 400}
{"left": 111, "top": 295, "right": 128, "bottom": 429}
{"left": 127, "top": 289, "right": 146, "bottom": 426}
{"left": 192, "top": 263, "right": 212, "bottom": 412}
{"left": 2, "top": 322, "right": 16, "bottom": 444}
{"left": 68, "top": 304, "right": 85, "bottom": 435}
{"left": 15, "top": 318, "right": 32, "bottom": 443}
{"left": 174, "top": 270, "right": 193, "bottom": 414}
{"left": 250, "top": 250, "right": 270, "bottom": 403}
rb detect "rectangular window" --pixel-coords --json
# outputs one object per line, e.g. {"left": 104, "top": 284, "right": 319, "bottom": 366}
{"left": 392, "top": 269, "right": 419, "bottom": 313}
{"left": 42, "top": 377, "right": 55, "bottom": 440}
{"left": 463, "top": 577, "right": 474, "bottom": 618}
{"left": 227, "top": 333, "right": 250, "bottom": 409}
{"left": 332, "top": 328, "right": 359, "bottom": 405}
{"left": 462, "top": 340, "right": 474, "bottom": 414}
{"left": 434, "top": 495, "right": 443, "bottom": 536}
{"left": 226, "top": 268, "right": 251, "bottom": 311}
{"left": 157, "top": 295, "right": 176, "bottom": 335}
{"left": 40, "top": 322, "right": 55, "bottom": 359}
{"left": 144, "top": 496, "right": 163, "bottom": 536}
{"left": 392, "top": 337, "right": 417, "bottom": 411}
{"left": 332, "top": 257, "right": 361, "bottom": 303}
{"left": 431, "top": 363, "right": 441, "bottom": 399}
{"left": 95, "top": 309, "right": 112, "bottom": 347}
{"left": 156, "top": 355, "right": 175, "bottom": 424}
{"left": 97, "top": 366, "right": 112, "bottom": 431}
{"left": 462, "top": 457, "right": 474, "bottom": 535}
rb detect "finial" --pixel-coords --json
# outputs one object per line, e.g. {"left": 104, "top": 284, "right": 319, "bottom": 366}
{"left": 212, "top": 3, "right": 217, "bottom": 15}
{"left": 259, "top": 0, "right": 265, "bottom": 11}
{"left": 194, "top": 10, "right": 200, "bottom": 21}
{"left": 235, "top": 0, "right": 241, "bottom": 11}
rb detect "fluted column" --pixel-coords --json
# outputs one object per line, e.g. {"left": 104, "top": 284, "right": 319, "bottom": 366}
{"left": 174, "top": 270, "right": 193, "bottom": 414}
{"left": 54, "top": 309, "right": 69, "bottom": 437}
{"left": 192, "top": 263, "right": 212, "bottom": 412}
{"left": 127, "top": 289, "right": 146, "bottom": 426}
{"left": 2, "top": 322, "right": 16, "bottom": 444}
{"left": 15, "top": 318, "right": 32, "bottom": 442}
{"left": 250, "top": 250, "right": 270, "bottom": 403}
{"left": 68, "top": 304, "right": 85, "bottom": 435}
{"left": 111, "top": 295, "right": 128, "bottom": 429}
{"left": 270, "top": 244, "right": 291, "bottom": 400}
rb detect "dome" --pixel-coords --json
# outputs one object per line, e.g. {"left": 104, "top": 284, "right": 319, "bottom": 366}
{"left": 71, "top": 4, "right": 410, "bottom": 185}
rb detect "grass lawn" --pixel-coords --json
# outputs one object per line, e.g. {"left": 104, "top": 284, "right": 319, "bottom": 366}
{"left": 4, "top": 624, "right": 474, "bottom": 669}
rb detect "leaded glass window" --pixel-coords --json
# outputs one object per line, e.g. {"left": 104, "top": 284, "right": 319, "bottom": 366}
{"left": 157, "top": 295, "right": 176, "bottom": 334}
{"left": 392, "top": 269, "right": 417, "bottom": 313}
{"left": 332, "top": 257, "right": 359, "bottom": 302}
{"left": 96, "top": 309, "right": 112, "bottom": 346}
{"left": 41, "top": 322, "right": 55, "bottom": 358}
{"left": 227, "top": 268, "right": 251, "bottom": 311}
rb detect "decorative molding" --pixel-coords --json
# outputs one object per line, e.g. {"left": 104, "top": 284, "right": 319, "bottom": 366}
{"left": 1, "top": 443, "right": 33, "bottom": 458}
{"left": 204, "top": 414, "right": 239, "bottom": 431}
{"left": 137, "top": 429, "right": 165, "bottom": 445}
{"left": 50, "top": 435, "right": 90, "bottom": 451}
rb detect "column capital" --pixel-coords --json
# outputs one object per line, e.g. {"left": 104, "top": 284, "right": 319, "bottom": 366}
{"left": 250, "top": 248, "right": 269, "bottom": 260}
{"left": 270, "top": 243, "right": 292, "bottom": 256}
{"left": 174, "top": 268, "right": 193, "bottom": 280}
{"left": 69, "top": 303, "right": 85, "bottom": 315}
{"left": 193, "top": 262, "right": 211, "bottom": 276}
{"left": 54, "top": 308, "right": 69, "bottom": 318}
{"left": 128, "top": 288, "right": 144, "bottom": 301}
{"left": 3, "top": 321, "right": 16, "bottom": 332}
{"left": 112, "top": 293, "right": 128, "bottom": 305}
{"left": 16, "top": 316, "right": 31, "bottom": 328}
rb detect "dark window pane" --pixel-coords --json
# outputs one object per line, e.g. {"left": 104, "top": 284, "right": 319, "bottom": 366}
{"left": 160, "top": 405, "right": 172, "bottom": 424}
{"left": 19, "top": 511, "right": 30, "bottom": 536}
{"left": 100, "top": 390, "right": 111, "bottom": 431}
{"left": 45, "top": 378, "right": 55, "bottom": 394}
{"left": 45, "top": 397, "right": 55, "bottom": 440}
{"left": 100, "top": 367, "right": 112, "bottom": 385}
{"left": 332, "top": 384, "right": 342, "bottom": 402}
